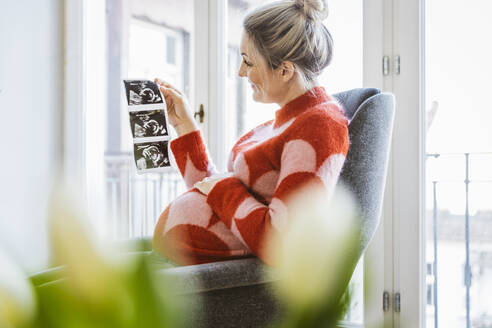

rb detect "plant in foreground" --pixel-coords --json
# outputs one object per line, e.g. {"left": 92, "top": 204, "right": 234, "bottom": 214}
{"left": 264, "top": 183, "right": 362, "bottom": 328}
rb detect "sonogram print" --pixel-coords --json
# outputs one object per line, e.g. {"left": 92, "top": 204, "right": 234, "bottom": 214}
{"left": 130, "top": 110, "right": 168, "bottom": 138}
{"left": 134, "top": 141, "right": 170, "bottom": 170}
{"left": 124, "top": 80, "right": 163, "bottom": 106}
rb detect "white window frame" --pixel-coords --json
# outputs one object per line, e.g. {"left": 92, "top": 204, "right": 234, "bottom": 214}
{"left": 64, "top": 0, "right": 107, "bottom": 233}
{"left": 363, "top": 0, "right": 395, "bottom": 326}
{"left": 196, "top": 0, "right": 228, "bottom": 172}
{"left": 64, "top": 0, "right": 85, "bottom": 184}
{"left": 363, "top": 0, "right": 425, "bottom": 326}
{"left": 379, "top": 0, "right": 425, "bottom": 326}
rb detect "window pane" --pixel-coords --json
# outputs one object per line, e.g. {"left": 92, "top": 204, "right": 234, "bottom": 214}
{"left": 321, "top": 3, "right": 364, "bottom": 324}
{"left": 226, "top": 0, "right": 363, "bottom": 324}
{"left": 424, "top": 0, "right": 492, "bottom": 327}
{"left": 225, "top": 0, "right": 277, "bottom": 155}
{"left": 104, "top": 0, "right": 193, "bottom": 239}
{"left": 319, "top": 1, "right": 363, "bottom": 93}
{"left": 166, "top": 35, "right": 177, "bottom": 65}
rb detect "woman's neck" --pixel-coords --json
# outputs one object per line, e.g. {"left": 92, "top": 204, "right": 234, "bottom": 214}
{"left": 277, "top": 81, "right": 318, "bottom": 108}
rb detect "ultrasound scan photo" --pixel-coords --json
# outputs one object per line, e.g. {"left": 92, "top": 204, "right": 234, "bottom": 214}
{"left": 124, "top": 80, "right": 163, "bottom": 106}
{"left": 133, "top": 141, "right": 170, "bottom": 171}
{"left": 129, "top": 110, "right": 168, "bottom": 138}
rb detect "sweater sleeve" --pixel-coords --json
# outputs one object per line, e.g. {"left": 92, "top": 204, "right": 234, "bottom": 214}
{"left": 170, "top": 130, "right": 218, "bottom": 189}
{"left": 206, "top": 113, "right": 349, "bottom": 266}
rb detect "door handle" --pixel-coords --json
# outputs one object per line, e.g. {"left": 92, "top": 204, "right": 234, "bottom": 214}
{"left": 194, "top": 104, "right": 205, "bottom": 123}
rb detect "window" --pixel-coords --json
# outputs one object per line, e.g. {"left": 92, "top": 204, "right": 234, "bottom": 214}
{"left": 385, "top": 0, "right": 492, "bottom": 325}
{"left": 104, "top": 0, "right": 194, "bottom": 239}
{"left": 424, "top": 0, "right": 492, "bottom": 327}
{"left": 224, "top": 0, "right": 278, "bottom": 155}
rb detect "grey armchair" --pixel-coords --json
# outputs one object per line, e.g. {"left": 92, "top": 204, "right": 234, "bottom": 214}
{"left": 156, "top": 88, "right": 396, "bottom": 328}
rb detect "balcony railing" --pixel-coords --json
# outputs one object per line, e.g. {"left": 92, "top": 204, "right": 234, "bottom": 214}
{"left": 105, "top": 152, "right": 186, "bottom": 240}
{"left": 426, "top": 152, "right": 492, "bottom": 328}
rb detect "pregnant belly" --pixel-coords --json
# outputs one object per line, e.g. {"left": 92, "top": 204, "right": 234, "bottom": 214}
{"left": 153, "top": 188, "right": 253, "bottom": 265}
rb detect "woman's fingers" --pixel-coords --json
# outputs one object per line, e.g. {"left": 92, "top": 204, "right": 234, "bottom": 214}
{"left": 155, "top": 79, "right": 194, "bottom": 131}
{"left": 159, "top": 86, "right": 181, "bottom": 102}
{"left": 159, "top": 86, "right": 177, "bottom": 111}
{"left": 154, "top": 78, "right": 182, "bottom": 96}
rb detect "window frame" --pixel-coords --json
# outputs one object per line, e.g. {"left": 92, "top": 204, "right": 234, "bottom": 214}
{"left": 383, "top": 0, "right": 426, "bottom": 326}
{"left": 199, "top": 0, "right": 228, "bottom": 171}
{"left": 362, "top": 0, "right": 395, "bottom": 326}
{"left": 64, "top": 0, "right": 85, "bottom": 183}
{"left": 362, "top": 0, "right": 425, "bottom": 326}
{"left": 65, "top": 0, "right": 107, "bottom": 233}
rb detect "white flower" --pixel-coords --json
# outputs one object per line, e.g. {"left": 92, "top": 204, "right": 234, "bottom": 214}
{"left": 0, "top": 249, "right": 36, "bottom": 328}
{"left": 265, "top": 183, "right": 360, "bottom": 309}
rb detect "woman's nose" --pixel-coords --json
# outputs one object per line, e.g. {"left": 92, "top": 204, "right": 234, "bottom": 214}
{"left": 238, "top": 65, "right": 246, "bottom": 78}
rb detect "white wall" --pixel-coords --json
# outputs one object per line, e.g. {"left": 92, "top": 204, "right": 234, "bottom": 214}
{"left": 0, "top": 0, "right": 62, "bottom": 272}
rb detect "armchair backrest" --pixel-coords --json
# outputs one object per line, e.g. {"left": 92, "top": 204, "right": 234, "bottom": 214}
{"left": 333, "top": 88, "right": 395, "bottom": 258}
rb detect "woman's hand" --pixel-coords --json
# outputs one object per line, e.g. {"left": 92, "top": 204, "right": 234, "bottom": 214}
{"left": 154, "top": 78, "right": 198, "bottom": 136}
{"left": 194, "top": 172, "right": 235, "bottom": 195}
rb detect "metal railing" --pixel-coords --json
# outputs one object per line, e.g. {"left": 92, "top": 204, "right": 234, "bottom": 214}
{"left": 426, "top": 152, "right": 492, "bottom": 328}
{"left": 105, "top": 152, "right": 186, "bottom": 240}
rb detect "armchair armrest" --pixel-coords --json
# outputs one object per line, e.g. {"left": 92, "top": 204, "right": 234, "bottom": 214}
{"left": 117, "top": 237, "right": 281, "bottom": 295}
{"left": 157, "top": 257, "right": 281, "bottom": 295}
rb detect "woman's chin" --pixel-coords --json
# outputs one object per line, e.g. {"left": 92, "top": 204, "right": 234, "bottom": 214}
{"left": 252, "top": 90, "right": 263, "bottom": 103}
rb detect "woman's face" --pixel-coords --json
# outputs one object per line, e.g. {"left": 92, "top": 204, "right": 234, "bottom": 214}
{"left": 238, "top": 32, "right": 286, "bottom": 104}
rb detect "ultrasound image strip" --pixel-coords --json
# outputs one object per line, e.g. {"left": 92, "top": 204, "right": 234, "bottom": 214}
{"left": 124, "top": 79, "right": 172, "bottom": 173}
{"left": 123, "top": 80, "right": 164, "bottom": 110}
{"left": 129, "top": 109, "right": 169, "bottom": 139}
{"left": 133, "top": 140, "right": 171, "bottom": 173}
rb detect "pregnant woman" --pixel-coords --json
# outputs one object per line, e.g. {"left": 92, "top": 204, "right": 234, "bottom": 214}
{"left": 152, "top": 0, "right": 349, "bottom": 266}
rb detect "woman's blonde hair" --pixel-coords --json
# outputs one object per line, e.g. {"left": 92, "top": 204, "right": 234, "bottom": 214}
{"left": 243, "top": 0, "right": 333, "bottom": 94}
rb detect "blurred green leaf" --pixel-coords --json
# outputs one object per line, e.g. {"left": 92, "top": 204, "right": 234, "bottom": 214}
{"left": 264, "top": 185, "right": 363, "bottom": 328}
{"left": 29, "top": 253, "right": 189, "bottom": 328}
{"left": 0, "top": 249, "right": 37, "bottom": 328}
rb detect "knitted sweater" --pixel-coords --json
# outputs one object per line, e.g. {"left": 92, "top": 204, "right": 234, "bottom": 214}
{"left": 153, "top": 86, "right": 349, "bottom": 266}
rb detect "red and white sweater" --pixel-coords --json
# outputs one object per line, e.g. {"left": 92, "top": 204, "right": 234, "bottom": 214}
{"left": 153, "top": 86, "right": 349, "bottom": 266}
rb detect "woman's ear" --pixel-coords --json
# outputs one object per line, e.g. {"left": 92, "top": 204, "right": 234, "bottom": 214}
{"left": 279, "top": 61, "right": 296, "bottom": 81}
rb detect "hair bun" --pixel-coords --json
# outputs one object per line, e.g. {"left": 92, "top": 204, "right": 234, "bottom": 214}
{"left": 294, "top": 0, "right": 329, "bottom": 22}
